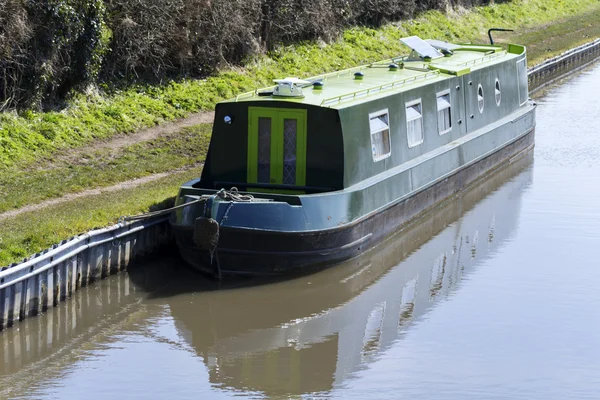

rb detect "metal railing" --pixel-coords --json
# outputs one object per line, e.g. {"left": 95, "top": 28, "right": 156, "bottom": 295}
{"left": 457, "top": 50, "right": 507, "bottom": 67}
{"left": 320, "top": 70, "right": 440, "bottom": 106}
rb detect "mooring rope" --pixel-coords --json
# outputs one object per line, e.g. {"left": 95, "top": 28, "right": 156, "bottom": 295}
{"left": 118, "top": 197, "right": 206, "bottom": 223}
{"left": 119, "top": 187, "right": 260, "bottom": 223}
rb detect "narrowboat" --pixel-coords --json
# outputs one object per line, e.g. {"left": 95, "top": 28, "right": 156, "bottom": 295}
{"left": 169, "top": 36, "right": 536, "bottom": 277}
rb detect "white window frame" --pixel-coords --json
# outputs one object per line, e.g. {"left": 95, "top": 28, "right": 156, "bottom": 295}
{"left": 436, "top": 89, "right": 452, "bottom": 135}
{"left": 477, "top": 84, "right": 484, "bottom": 114}
{"left": 495, "top": 78, "right": 501, "bottom": 106}
{"left": 406, "top": 99, "right": 424, "bottom": 148}
{"left": 368, "top": 109, "right": 392, "bottom": 162}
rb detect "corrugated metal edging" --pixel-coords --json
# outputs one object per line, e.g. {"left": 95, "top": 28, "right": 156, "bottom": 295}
{"left": 528, "top": 38, "right": 600, "bottom": 91}
{"left": 0, "top": 216, "right": 170, "bottom": 331}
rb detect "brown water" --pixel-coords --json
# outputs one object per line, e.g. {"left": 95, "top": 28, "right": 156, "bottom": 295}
{"left": 2, "top": 62, "right": 600, "bottom": 399}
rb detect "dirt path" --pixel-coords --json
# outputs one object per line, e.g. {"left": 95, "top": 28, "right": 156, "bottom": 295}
{"left": 2, "top": 111, "right": 214, "bottom": 220}
{"left": 0, "top": 164, "right": 200, "bottom": 222}
{"left": 54, "top": 111, "right": 215, "bottom": 164}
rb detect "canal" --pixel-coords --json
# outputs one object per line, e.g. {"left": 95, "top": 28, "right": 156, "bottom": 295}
{"left": 2, "top": 61, "right": 600, "bottom": 399}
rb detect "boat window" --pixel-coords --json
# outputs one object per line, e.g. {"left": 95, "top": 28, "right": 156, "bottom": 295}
{"left": 406, "top": 100, "right": 424, "bottom": 147}
{"left": 477, "top": 84, "right": 484, "bottom": 113}
{"left": 495, "top": 79, "right": 501, "bottom": 106}
{"left": 369, "top": 109, "right": 392, "bottom": 161}
{"left": 257, "top": 117, "right": 272, "bottom": 183}
{"left": 283, "top": 119, "right": 297, "bottom": 185}
{"left": 436, "top": 90, "right": 452, "bottom": 135}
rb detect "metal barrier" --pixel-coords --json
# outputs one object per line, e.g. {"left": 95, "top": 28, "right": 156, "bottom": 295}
{"left": 1, "top": 38, "right": 600, "bottom": 332}
{"left": 0, "top": 216, "right": 170, "bottom": 331}
{"left": 528, "top": 38, "right": 600, "bottom": 91}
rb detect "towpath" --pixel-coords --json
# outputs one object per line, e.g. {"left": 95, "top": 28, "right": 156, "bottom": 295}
{"left": 0, "top": 164, "right": 202, "bottom": 222}
{"left": 52, "top": 111, "right": 215, "bottom": 166}
{"left": 0, "top": 109, "right": 213, "bottom": 221}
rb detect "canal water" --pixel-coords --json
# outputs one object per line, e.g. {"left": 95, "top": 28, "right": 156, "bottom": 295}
{"left": 2, "top": 62, "right": 600, "bottom": 399}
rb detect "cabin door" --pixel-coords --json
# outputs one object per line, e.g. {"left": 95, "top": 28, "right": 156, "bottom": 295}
{"left": 247, "top": 107, "right": 307, "bottom": 190}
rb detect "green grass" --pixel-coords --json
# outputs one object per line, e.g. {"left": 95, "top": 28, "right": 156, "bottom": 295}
{"left": 509, "top": 7, "right": 600, "bottom": 65}
{"left": 0, "top": 124, "right": 211, "bottom": 213}
{"left": 1, "top": 0, "right": 599, "bottom": 169}
{"left": 0, "top": 167, "right": 201, "bottom": 267}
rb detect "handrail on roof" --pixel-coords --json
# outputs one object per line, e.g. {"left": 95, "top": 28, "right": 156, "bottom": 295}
{"left": 320, "top": 70, "right": 440, "bottom": 107}
{"left": 235, "top": 91, "right": 259, "bottom": 101}
{"left": 456, "top": 50, "right": 507, "bottom": 67}
{"left": 235, "top": 56, "right": 409, "bottom": 102}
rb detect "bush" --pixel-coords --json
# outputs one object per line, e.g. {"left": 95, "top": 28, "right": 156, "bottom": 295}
{"left": 0, "top": 0, "right": 541, "bottom": 110}
{"left": 185, "top": 0, "right": 263, "bottom": 74}
{"left": 102, "top": 0, "right": 188, "bottom": 79}
{"left": 0, "top": 0, "right": 31, "bottom": 110}
{"left": 0, "top": 0, "right": 107, "bottom": 110}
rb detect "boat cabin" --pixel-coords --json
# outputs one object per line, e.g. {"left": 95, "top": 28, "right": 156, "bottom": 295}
{"left": 196, "top": 36, "right": 529, "bottom": 194}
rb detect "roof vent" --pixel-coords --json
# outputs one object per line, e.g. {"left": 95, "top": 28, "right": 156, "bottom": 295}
{"left": 273, "top": 77, "right": 311, "bottom": 97}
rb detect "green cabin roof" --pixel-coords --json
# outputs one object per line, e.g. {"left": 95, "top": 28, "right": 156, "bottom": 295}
{"left": 229, "top": 37, "right": 525, "bottom": 109}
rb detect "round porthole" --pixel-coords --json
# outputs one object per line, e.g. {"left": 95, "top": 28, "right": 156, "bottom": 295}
{"left": 477, "top": 84, "right": 484, "bottom": 113}
{"left": 495, "top": 79, "right": 501, "bottom": 106}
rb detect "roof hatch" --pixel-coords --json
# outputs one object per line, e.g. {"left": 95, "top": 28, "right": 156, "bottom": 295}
{"left": 273, "top": 77, "right": 311, "bottom": 98}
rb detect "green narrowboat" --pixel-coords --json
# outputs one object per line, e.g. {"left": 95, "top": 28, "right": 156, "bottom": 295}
{"left": 169, "top": 36, "right": 536, "bottom": 277}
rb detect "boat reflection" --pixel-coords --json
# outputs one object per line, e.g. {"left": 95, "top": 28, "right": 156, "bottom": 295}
{"left": 165, "top": 153, "right": 533, "bottom": 397}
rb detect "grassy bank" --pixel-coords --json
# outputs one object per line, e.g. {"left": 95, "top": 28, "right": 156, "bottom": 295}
{"left": 1, "top": 0, "right": 599, "bottom": 169}
{"left": 0, "top": 124, "right": 211, "bottom": 213}
{"left": 0, "top": 168, "right": 201, "bottom": 266}
{"left": 510, "top": 9, "right": 600, "bottom": 66}
{"left": 2, "top": 0, "right": 600, "bottom": 266}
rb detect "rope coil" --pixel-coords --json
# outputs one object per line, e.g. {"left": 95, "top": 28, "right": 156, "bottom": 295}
{"left": 118, "top": 187, "right": 263, "bottom": 223}
{"left": 216, "top": 187, "right": 255, "bottom": 202}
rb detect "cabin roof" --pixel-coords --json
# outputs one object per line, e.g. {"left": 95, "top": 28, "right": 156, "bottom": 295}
{"left": 228, "top": 38, "right": 526, "bottom": 109}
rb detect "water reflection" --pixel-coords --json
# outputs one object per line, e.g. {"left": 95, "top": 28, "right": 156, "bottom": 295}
{"left": 0, "top": 257, "right": 174, "bottom": 397}
{"left": 156, "top": 153, "right": 533, "bottom": 397}
{"left": 0, "top": 153, "right": 533, "bottom": 399}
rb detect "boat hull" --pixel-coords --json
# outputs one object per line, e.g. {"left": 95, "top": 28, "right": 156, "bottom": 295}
{"left": 171, "top": 125, "right": 535, "bottom": 277}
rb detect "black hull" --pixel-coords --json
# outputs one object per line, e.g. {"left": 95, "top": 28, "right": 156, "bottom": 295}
{"left": 172, "top": 129, "right": 534, "bottom": 277}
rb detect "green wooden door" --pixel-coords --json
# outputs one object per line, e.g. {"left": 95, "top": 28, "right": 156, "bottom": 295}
{"left": 247, "top": 107, "right": 307, "bottom": 189}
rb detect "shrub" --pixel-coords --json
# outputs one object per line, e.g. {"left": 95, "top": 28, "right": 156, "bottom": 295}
{"left": 0, "top": 0, "right": 107, "bottom": 110}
